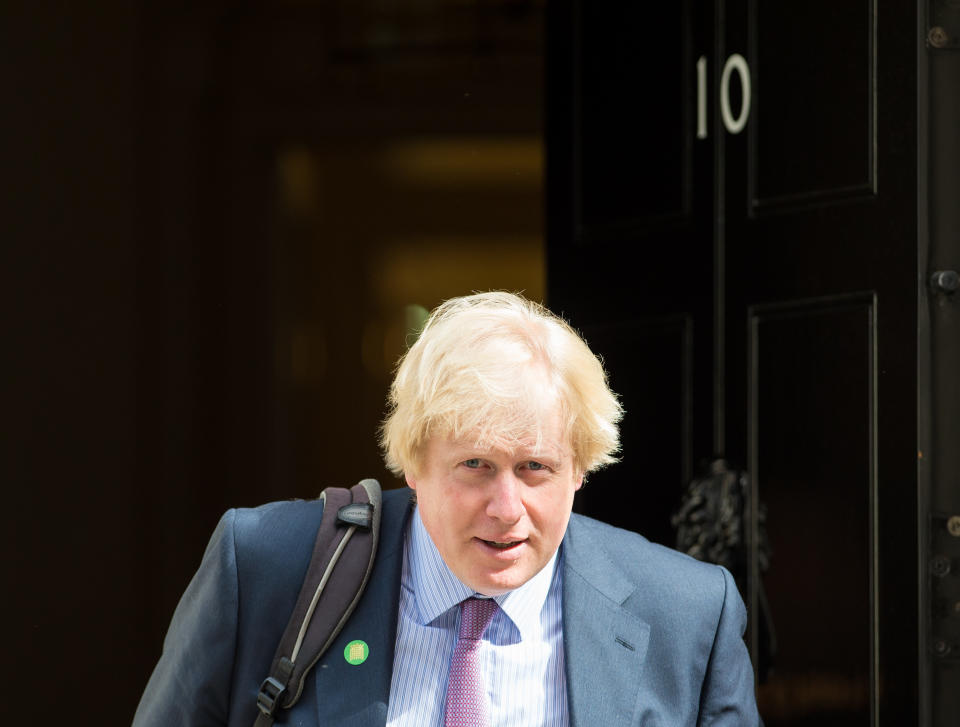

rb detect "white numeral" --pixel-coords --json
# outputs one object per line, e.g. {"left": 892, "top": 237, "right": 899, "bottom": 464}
{"left": 719, "top": 53, "right": 751, "bottom": 135}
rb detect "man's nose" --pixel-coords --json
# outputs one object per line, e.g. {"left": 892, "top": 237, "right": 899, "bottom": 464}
{"left": 486, "top": 470, "right": 525, "bottom": 523}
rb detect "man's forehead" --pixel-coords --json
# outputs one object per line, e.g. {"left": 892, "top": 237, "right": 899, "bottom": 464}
{"left": 440, "top": 431, "right": 570, "bottom": 460}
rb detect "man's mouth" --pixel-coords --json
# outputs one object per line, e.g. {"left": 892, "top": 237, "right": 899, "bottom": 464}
{"left": 480, "top": 539, "right": 525, "bottom": 550}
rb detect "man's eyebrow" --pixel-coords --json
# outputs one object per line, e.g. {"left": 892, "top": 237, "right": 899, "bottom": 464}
{"left": 519, "top": 450, "right": 565, "bottom": 466}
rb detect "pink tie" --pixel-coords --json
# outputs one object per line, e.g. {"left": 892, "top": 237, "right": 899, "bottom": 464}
{"left": 444, "top": 597, "right": 498, "bottom": 727}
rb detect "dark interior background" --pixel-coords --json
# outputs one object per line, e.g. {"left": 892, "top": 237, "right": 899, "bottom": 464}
{"left": 3, "top": 1, "right": 546, "bottom": 720}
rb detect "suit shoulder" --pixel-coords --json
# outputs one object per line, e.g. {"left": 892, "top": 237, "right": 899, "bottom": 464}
{"left": 231, "top": 498, "right": 323, "bottom": 542}
{"left": 567, "top": 513, "right": 729, "bottom": 606}
{"left": 229, "top": 485, "right": 409, "bottom": 576}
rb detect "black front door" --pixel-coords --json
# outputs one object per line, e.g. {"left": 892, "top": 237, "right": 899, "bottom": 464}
{"left": 545, "top": 1, "right": 951, "bottom": 724}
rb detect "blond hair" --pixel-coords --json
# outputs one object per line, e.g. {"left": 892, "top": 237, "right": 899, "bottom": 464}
{"left": 380, "top": 292, "right": 622, "bottom": 477}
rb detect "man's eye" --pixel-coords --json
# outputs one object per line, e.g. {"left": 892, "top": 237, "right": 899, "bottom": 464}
{"left": 463, "top": 459, "right": 482, "bottom": 468}
{"left": 527, "top": 461, "right": 547, "bottom": 471}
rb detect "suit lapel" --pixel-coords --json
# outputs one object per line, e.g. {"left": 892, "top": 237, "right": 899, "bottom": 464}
{"left": 562, "top": 516, "right": 650, "bottom": 727}
{"left": 311, "top": 488, "right": 413, "bottom": 727}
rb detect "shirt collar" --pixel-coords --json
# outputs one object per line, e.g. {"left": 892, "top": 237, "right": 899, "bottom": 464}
{"left": 408, "top": 506, "right": 559, "bottom": 641}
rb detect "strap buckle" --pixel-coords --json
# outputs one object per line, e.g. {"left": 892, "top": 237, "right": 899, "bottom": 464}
{"left": 256, "top": 676, "right": 286, "bottom": 717}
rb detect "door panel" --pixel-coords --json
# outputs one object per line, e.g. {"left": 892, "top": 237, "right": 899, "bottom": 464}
{"left": 750, "top": 0, "right": 876, "bottom": 212}
{"left": 749, "top": 296, "right": 876, "bottom": 726}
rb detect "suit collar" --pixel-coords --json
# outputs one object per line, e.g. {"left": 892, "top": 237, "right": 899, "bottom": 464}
{"left": 562, "top": 514, "right": 651, "bottom": 727}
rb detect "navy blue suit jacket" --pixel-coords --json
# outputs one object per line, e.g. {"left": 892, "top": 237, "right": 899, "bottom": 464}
{"left": 134, "top": 487, "right": 759, "bottom": 726}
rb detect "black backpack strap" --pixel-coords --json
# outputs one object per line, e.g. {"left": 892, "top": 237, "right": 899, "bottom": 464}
{"left": 253, "top": 478, "right": 382, "bottom": 727}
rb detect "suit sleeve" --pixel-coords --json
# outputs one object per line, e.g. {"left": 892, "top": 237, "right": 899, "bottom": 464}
{"left": 133, "top": 510, "right": 240, "bottom": 727}
{"left": 698, "top": 566, "right": 761, "bottom": 727}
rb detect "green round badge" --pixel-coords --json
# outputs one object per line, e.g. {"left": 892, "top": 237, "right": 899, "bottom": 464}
{"left": 343, "top": 639, "right": 369, "bottom": 666}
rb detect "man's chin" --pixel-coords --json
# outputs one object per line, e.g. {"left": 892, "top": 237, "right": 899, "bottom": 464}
{"left": 464, "top": 564, "right": 532, "bottom": 596}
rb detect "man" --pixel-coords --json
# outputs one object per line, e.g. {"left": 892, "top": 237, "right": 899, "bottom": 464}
{"left": 135, "top": 292, "right": 760, "bottom": 726}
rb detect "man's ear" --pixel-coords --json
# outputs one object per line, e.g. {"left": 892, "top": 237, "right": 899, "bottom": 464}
{"left": 574, "top": 473, "right": 584, "bottom": 492}
{"left": 405, "top": 473, "right": 417, "bottom": 490}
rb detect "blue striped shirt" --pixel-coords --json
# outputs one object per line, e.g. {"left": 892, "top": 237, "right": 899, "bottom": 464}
{"left": 386, "top": 507, "right": 569, "bottom": 726}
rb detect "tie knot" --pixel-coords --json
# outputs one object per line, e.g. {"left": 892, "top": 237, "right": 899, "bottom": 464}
{"left": 458, "top": 597, "right": 498, "bottom": 640}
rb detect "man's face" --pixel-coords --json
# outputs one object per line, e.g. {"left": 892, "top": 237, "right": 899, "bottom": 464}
{"left": 406, "top": 418, "right": 582, "bottom": 596}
